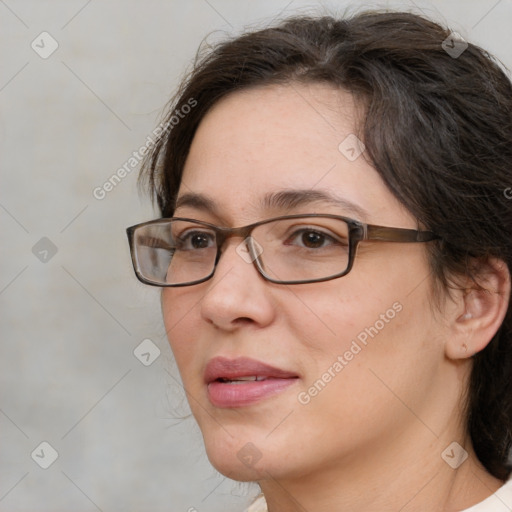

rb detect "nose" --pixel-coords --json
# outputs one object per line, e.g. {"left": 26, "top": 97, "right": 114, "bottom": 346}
{"left": 199, "top": 238, "right": 275, "bottom": 331}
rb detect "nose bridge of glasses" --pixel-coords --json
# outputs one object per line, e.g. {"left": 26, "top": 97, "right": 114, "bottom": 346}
{"left": 208, "top": 224, "right": 265, "bottom": 281}
{"left": 214, "top": 224, "right": 256, "bottom": 255}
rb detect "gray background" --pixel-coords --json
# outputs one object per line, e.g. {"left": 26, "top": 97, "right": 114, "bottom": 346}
{"left": 1, "top": 0, "right": 511, "bottom": 511}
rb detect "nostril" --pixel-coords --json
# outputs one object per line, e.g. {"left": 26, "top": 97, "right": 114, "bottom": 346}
{"left": 233, "top": 317, "right": 255, "bottom": 326}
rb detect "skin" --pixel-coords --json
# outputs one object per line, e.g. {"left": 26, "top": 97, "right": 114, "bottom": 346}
{"left": 161, "top": 83, "right": 510, "bottom": 511}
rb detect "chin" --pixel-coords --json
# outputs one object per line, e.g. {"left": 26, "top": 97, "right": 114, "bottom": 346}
{"left": 196, "top": 418, "right": 285, "bottom": 482}
{"left": 202, "top": 436, "right": 269, "bottom": 481}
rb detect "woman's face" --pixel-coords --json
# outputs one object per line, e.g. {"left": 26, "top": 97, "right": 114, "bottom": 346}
{"left": 162, "top": 83, "right": 451, "bottom": 482}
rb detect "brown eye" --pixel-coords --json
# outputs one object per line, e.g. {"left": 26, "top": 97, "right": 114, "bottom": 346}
{"left": 190, "top": 233, "right": 210, "bottom": 249}
{"left": 301, "top": 230, "right": 326, "bottom": 248}
{"left": 177, "top": 230, "right": 215, "bottom": 250}
{"left": 284, "top": 228, "right": 337, "bottom": 249}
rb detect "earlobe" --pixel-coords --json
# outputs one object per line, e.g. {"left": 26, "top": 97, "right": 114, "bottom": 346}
{"left": 445, "top": 258, "right": 511, "bottom": 361}
{"left": 445, "top": 297, "right": 476, "bottom": 359}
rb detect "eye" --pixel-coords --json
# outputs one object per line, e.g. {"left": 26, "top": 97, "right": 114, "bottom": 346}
{"left": 286, "top": 228, "right": 339, "bottom": 249}
{"left": 177, "top": 230, "right": 216, "bottom": 250}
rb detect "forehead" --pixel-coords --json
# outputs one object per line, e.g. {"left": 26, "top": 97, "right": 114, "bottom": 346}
{"left": 179, "top": 83, "right": 409, "bottom": 226}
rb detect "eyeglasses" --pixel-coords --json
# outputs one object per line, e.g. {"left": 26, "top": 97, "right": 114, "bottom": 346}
{"left": 126, "top": 214, "right": 439, "bottom": 287}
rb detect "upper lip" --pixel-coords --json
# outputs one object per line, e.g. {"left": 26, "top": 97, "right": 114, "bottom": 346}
{"left": 204, "top": 357, "right": 298, "bottom": 383}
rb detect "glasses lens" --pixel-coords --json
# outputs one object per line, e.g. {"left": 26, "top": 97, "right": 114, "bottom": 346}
{"left": 252, "top": 217, "right": 351, "bottom": 282}
{"left": 133, "top": 220, "right": 217, "bottom": 285}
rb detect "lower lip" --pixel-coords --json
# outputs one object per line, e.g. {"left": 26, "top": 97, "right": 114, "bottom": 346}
{"left": 207, "top": 378, "right": 298, "bottom": 408}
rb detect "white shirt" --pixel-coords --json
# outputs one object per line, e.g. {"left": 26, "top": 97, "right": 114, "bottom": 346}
{"left": 247, "top": 478, "right": 512, "bottom": 511}
{"left": 462, "top": 477, "right": 512, "bottom": 511}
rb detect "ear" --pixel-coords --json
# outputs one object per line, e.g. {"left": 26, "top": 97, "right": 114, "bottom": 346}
{"left": 445, "top": 257, "right": 511, "bottom": 360}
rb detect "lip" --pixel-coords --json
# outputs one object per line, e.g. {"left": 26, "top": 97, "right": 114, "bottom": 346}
{"left": 205, "top": 356, "right": 299, "bottom": 408}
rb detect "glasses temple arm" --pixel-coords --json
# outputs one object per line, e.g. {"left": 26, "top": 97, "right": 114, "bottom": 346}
{"left": 365, "top": 225, "right": 439, "bottom": 242}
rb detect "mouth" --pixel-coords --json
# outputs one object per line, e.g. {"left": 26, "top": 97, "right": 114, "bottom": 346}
{"left": 204, "top": 357, "right": 299, "bottom": 408}
{"left": 216, "top": 376, "right": 272, "bottom": 383}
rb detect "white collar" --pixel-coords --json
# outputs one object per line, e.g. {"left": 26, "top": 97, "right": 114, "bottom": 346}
{"left": 462, "top": 477, "right": 512, "bottom": 511}
{"left": 246, "top": 477, "right": 512, "bottom": 512}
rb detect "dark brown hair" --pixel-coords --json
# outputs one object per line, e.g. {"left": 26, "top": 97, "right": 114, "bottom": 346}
{"left": 140, "top": 11, "right": 512, "bottom": 479}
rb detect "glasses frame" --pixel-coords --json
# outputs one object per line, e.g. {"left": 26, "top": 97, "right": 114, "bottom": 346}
{"left": 126, "top": 214, "right": 440, "bottom": 287}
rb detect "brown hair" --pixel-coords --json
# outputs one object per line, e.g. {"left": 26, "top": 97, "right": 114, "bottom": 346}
{"left": 140, "top": 11, "right": 512, "bottom": 479}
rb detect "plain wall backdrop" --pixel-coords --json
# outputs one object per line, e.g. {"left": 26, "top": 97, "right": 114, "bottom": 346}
{"left": 1, "top": 0, "right": 511, "bottom": 510}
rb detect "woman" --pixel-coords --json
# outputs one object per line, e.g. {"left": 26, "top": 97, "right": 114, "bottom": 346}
{"left": 127, "top": 10, "right": 512, "bottom": 511}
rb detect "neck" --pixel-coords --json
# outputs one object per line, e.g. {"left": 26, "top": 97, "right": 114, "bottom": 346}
{"left": 258, "top": 429, "right": 503, "bottom": 512}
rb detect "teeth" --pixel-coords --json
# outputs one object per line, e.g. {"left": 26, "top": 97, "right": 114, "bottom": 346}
{"left": 219, "top": 376, "right": 267, "bottom": 383}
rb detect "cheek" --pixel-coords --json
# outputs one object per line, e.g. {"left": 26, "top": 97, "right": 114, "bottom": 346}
{"left": 161, "top": 289, "right": 203, "bottom": 374}
{"left": 278, "top": 299, "right": 431, "bottom": 465}
{"left": 284, "top": 264, "right": 437, "bottom": 403}
{"left": 280, "top": 276, "right": 397, "bottom": 358}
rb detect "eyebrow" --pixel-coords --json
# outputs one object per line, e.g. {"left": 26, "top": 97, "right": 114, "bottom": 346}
{"left": 173, "top": 189, "right": 369, "bottom": 220}
{"left": 174, "top": 193, "right": 217, "bottom": 213}
{"left": 261, "top": 189, "right": 369, "bottom": 220}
